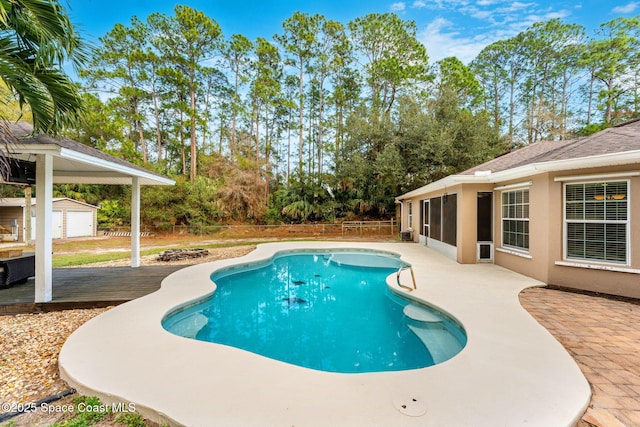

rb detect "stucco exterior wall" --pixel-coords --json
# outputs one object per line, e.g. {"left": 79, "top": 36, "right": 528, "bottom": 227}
{"left": 545, "top": 166, "right": 640, "bottom": 299}
{"left": 398, "top": 163, "right": 640, "bottom": 298}
{"left": 493, "top": 174, "right": 551, "bottom": 284}
{"left": 399, "top": 184, "right": 494, "bottom": 263}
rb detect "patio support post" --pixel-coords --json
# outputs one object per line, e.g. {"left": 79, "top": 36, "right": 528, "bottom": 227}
{"left": 35, "top": 153, "right": 53, "bottom": 302}
{"left": 131, "top": 177, "right": 140, "bottom": 268}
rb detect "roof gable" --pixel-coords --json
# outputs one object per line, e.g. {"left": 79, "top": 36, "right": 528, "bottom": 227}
{"left": 462, "top": 119, "right": 640, "bottom": 176}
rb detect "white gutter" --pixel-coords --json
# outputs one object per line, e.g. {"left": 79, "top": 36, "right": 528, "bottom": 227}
{"left": 10, "top": 143, "right": 174, "bottom": 186}
{"left": 59, "top": 147, "right": 175, "bottom": 185}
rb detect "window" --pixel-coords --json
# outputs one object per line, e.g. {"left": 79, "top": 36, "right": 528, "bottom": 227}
{"left": 428, "top": 195, "right": 457, "bottom": 247}
{"left": 442, "top": 194, "right": 457, "bottom": 246}
{"left": 502, "top": 189, "right": 529, "bottom": 251}
{"left": 565, "top": 181, "right": 628, "bottom": 264}
{"left": 430, "top": 197, "right": 442, "bottom": 241}
{"left": 407, "top": 201, "right": 413, "bottom": 229}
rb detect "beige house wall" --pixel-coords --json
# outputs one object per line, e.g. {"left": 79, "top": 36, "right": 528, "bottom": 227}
{"left": 545, "top": 166, "right": 640, "bottom": 299}
{"left": 493, "top": 173, "right": 551, "bottom": 283}
{"left": 399, "top": 183, "right": 493, "bottom": 264}
{"left": 398, "top": 163, "right": 640, "bottom": 299}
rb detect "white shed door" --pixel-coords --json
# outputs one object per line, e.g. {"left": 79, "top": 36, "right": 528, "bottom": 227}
{"left": 66, "top": 211, "right": 93, "bottom": 238}
{"left": 31, "top": 210, "right": 63, "bottom": 240}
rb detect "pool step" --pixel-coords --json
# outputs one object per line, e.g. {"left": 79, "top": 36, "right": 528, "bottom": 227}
{"left": 403, "top": 304, "right": 443, "bottom": 323}
{"left": 404, "top": 304, "right": 462, "bottom": 364}
{"left": 408, "top": 324, "right": 463, "bottom": 364}
{"left": 165, "top": 313, "right": 208, "bottom": 339}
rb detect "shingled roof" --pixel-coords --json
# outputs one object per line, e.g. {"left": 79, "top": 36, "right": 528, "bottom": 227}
{"left": 2, "top": 122, "right": 174, "bottom": 186}
{"left": 8, "top": 122, "right": 168, "bottom": 180}
{"left": 462, "top": 118, "right": 640, "bottom": 175}
{"left": 397, "top": 118, "right": 640, "bottom": 200}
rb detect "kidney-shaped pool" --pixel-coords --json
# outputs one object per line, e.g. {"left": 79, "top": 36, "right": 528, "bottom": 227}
{"left": 162, "top": 250, "right": 466, "bottom": 373}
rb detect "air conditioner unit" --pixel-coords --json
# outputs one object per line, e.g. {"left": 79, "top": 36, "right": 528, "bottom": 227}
{"left": 477, "top": 242, "right": 493, "bottom": 262}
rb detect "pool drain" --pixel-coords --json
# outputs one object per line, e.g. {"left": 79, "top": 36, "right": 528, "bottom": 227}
{"left": 393, "top": 396, "right": 427, "bottom": 417}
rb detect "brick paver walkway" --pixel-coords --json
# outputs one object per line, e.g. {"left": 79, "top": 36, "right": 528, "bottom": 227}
{"left": 520, "top": 287, "right": 640, "bottom": 427}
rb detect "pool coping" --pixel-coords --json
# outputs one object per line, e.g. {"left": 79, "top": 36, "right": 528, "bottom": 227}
{"left": 59, "top": 242, "right": 591, "bottom": 426}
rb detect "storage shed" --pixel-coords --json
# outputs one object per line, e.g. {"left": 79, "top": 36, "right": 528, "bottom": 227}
{"left": 0, "top": 197, "right": 98, "bottom": 242}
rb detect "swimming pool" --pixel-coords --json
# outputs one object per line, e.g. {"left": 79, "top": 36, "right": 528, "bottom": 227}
{"left": 60, "top": 241, "right": 591, "bottom": 426}
{"left": 163, "top": 250, "right": 466, "bottom": 373}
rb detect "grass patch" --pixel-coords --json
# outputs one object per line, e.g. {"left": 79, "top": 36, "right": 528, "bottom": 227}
{"left": 52, "top": 241, "right": 261, "bottom": 267}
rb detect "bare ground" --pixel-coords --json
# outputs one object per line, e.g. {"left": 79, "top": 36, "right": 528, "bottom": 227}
{"left": 0, "top": 244, "right": 258, "bottom": 427}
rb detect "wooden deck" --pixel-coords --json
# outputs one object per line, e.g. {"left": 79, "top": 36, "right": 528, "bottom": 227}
{"left": 0, "top": 265, "right": 185, "bottom": 315}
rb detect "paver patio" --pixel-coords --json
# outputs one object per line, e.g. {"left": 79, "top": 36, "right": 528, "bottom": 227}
{"left": 520, "top": 287, "right": 640, "bottom": 427}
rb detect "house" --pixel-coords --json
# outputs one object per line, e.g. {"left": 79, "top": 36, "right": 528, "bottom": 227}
{"left": 0, "top": 197, "right": 98, "bottom": 242}
{"left": 396, "top": 118, "right": 640, "bottom": 299}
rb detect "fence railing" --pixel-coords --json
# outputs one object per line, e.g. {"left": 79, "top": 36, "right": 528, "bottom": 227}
{"left": 100, "top": 220, "right": 400, "bottom": 238}
{"left": 340, "top": 219, "right": 396, "bottom": 235}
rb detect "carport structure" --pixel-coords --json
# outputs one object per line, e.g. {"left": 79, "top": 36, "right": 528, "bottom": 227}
{"left": 3, "top": 122, "right": 175, "bottom": 302}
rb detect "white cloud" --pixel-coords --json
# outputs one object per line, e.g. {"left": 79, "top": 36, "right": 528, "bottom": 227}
{"left": 391, "top": 2, "right": 406, "bottom": 12}
{"left": 413, "top": 0, "right": 582, "bottom": 64}
{"left": 419, "top": 17, "right": 496, "bottom": 64}
{"left": 412, "top": 0, "right": 427, "bottom": 8}
{"left": 612, "top": 2, "right": 639, "bottom": 13}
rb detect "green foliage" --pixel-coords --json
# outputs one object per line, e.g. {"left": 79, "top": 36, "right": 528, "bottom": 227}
{"left": 348, "top": 13, "right": 430, "bottom": 117}
{"left": 0, "top": 0, "right": 87, "bottom": 133}
{"left": 114, "top": 412, "right": 148, "bottom": 427}
{"left": 141, "top": 175, "right": 220, "bottom": 228}
{"left": 55, "top": 9, "right": 640, "bottom": 228}
{"left": 97, "top": 199, "right": 128, "bottom": 227}
{"left": 51, "top": 395, "right": 109, "bottom": 427}
{"left": 574, "top": 122, "right": 610, "bottom": 137}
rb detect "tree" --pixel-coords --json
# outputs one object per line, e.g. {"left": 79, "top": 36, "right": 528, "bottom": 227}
{"left": 0, "top": 0, "right": 86, "bottom": 134}
{"left": 310, "top": 18, "right": 351, "bottom": 179}
{"left": 518, "top": 19, "right": 585, "bottom": 142}
{"left": 222, "top": 34, "right": 253, "bottom": 160}
{"left": 348, "top": 13, "right": 429, "bottom": 119}
{"left": 148, "top": 6, "right": 222, "bottom": 182}
{"left": 250, "top": 37, "right": 282, "bottom": 203}
{"left": 581, "top": 17, "right": 640, "bottom": 126}
{"left": 435, "top": 57, "right": 483, "bottom": 109}
{"left": 83, "top": 17, "right": 151, "bottom": 161}
{"left": 275, "top": 12, "right": 320, "bottom": 174}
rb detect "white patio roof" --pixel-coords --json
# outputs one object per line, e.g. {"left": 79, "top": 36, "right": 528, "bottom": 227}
{"left": 4, "top": 122, "right": 174, "bottom": 186}
{"left": 2, "top": 122, "right": 175, "bottom": 303}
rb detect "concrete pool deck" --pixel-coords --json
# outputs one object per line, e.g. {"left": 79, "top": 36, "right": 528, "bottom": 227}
{"left": 59, "top": 242, "right": 590, "bottom": 426}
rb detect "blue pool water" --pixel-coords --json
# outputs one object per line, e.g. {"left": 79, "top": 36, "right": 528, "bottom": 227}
{"left": 162, "top": 250, "right": 466, "bottom": 373}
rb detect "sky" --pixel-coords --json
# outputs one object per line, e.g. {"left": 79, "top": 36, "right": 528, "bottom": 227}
{"left": 64, "top": 0, "right": 640, "bottom": 64}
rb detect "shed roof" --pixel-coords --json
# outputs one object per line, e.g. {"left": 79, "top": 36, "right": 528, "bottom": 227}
{"left": 0, "top": 197, "right": 98, "bottom": 209}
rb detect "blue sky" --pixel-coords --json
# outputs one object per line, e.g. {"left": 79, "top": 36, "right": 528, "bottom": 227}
{"left": 65, "top": 0, "right": 639, "bottom": 64}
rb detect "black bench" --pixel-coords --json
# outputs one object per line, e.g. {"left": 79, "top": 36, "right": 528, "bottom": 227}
{"left": 0, "top": 253, "right": 35, "bottom": 288}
